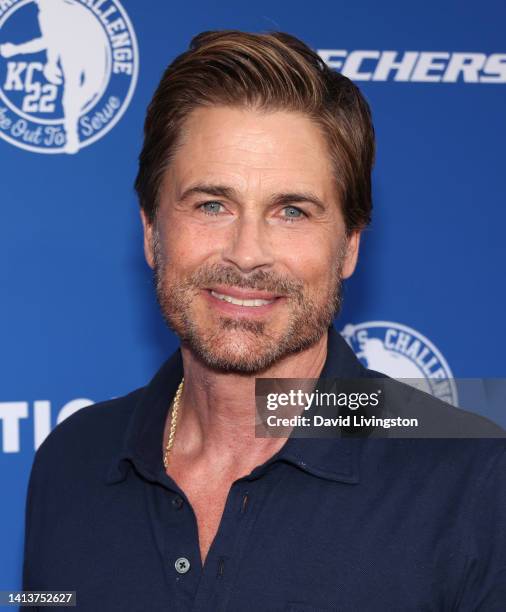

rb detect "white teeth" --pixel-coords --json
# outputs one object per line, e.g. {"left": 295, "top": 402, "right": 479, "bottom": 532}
{"left": 210, "top": 290, "right": 275, "bottom": 307}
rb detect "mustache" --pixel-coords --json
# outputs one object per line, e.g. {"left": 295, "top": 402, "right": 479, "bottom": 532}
{"left": 153, "top": 254, "right": 305, "bottom": 300}
{"left": 188, "top": 263, "right": 304, "bottom": 297}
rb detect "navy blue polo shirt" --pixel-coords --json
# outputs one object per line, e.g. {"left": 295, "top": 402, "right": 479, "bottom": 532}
{"left": 23, "top": 325, "right": 506, "bottom": 611}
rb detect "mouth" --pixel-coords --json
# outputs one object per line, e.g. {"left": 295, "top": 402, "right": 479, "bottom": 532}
{"left": 203, "top": 286, "right": 285, "bottom": 315}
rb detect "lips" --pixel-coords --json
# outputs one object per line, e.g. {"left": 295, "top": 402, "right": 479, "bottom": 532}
{"left": 204, "top": 285, "right": 284, "bottom": 312}
{"left": 210, "top": 290, "right": 275, "bottom": 307}
{"left": 207, "top": 285, "right": 282, "bottom": 301}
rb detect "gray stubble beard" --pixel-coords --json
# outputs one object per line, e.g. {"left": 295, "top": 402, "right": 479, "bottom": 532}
{"left": 152, "top": 229, "right": 346, "bottom": 374}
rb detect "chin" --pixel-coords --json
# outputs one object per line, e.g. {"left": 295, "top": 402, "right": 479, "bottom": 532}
{"left": 187, "top": 326, "right": 286, "bottom": 374}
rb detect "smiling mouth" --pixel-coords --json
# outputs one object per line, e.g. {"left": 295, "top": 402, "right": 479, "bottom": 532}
{"left": 209, "top": 289, "right": 276, "bottom": 307}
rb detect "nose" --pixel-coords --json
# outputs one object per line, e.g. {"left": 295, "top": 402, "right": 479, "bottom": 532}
{"left": 221, "top": 215, "right": 275, "bottom": 273}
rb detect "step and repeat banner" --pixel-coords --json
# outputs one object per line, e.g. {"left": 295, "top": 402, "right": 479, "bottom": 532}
{"left": 1, "top": 0, "right": 505, "bottom": 588}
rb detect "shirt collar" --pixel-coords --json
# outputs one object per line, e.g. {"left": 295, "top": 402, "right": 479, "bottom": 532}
{"left": 105, "top": 324, "right": 366, "bottom": 486}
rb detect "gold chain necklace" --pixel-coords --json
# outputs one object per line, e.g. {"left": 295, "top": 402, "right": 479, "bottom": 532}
{"left": 163, "top": 377, "right": 184, "bottom": 469}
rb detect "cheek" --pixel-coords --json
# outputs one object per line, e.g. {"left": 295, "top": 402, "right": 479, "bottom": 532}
{"left": 282, "top": 234, "right": 338, "bottom": 285}
{"left": 163, "top": 220, "right": 218, "bottom": 267}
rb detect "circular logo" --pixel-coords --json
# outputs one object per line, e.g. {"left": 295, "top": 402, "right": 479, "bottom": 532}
{"left": 0, "top": 0, "right": 138, "bottom": 154}
{"left": 341, "top": 320, "right": 458, "bottom": 406}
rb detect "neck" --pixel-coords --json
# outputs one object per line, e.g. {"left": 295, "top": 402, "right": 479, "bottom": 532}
{"left": 172, "top": 329, "right": 329, "bottom": 476}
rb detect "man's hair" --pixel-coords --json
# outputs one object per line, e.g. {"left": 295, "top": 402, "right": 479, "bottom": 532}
{"left": 134, "top": 30, "right": 375, "bottom": 235}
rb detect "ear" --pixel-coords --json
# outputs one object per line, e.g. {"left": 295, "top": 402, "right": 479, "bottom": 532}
{"left": 341, "top": 230, "right": 361, "bottom": 279}
{"left": 140, "top": 209, "right": 155, "bottom": 269}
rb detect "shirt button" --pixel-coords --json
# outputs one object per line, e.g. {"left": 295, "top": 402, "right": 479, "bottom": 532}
{"left": 175, "top": 557, "right": 191, "bottom": 574}
{"left": 172, "top": 495, "right": 184, "bottom": 510}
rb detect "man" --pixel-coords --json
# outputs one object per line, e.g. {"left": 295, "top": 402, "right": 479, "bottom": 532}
{"left": 23, "top": 30, "right": 505, "bottom": 611}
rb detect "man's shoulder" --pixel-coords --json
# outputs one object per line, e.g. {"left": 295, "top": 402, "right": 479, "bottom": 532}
{"left": 364, "top": 367, "right": 505, "bottom": 438}
{"left": 359, "top": 368, "right": 506, "bottom": 489}
{"left": 42, "top": 386, "right": 143, "bottom": 444}
{"left": 32, "top": 386, "right": 145, "bottom": 480}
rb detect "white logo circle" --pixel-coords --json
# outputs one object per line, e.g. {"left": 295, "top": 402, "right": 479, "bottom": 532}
{"left": 0, "top": 0, "right": 138, "bottom": 154}
{"left": 341, "top": 320, "right": 459, "bottom": 405}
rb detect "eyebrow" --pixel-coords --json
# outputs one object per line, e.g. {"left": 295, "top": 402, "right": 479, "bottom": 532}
{"left": 178, "top": 183, "right": 327, "bottom": 211}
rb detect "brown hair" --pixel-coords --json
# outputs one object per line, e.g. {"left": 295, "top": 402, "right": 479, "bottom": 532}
{"left": 134, "top": 30, "right": 375, "bottom": 235}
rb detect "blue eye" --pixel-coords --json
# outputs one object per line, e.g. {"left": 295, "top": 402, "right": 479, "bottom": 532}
{"left": 282, "top": 206, "right": 306, "bottom": 221}
{"left": 199, "top": 201, "right": 223, "bottom": 215}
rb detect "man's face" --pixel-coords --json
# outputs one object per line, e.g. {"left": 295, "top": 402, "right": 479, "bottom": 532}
{"left": 141, "top": 105, "right": 360, "bottom": 373}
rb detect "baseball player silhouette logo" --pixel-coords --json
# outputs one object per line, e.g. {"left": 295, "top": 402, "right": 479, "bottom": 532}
{"left": 0, "top": 0, "right": 138, "bottom": 154}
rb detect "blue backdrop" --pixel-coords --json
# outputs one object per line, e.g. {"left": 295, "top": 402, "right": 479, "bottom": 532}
{"left": 1, "top": 0, "right": 505, "bottom": 588}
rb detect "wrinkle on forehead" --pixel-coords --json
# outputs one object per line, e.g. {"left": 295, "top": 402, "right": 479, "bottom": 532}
{"left": 166, "top": 105, "right": 337, "bottom": 204}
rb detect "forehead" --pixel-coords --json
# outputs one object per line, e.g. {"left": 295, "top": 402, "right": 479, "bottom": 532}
{"left": 164, "top": 105, "right": 336, "bottom": 199}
